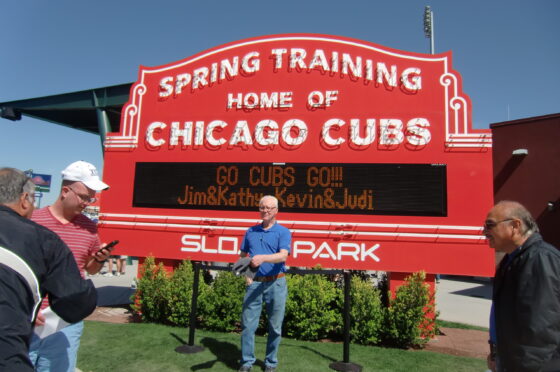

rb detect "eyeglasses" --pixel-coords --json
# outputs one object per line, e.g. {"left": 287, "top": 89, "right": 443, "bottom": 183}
{"left": 67, "top": 185, "right": 97, "bottom": 204}
{"left": 259, "top": 206, "right": 277, "bottom": 212}
{"left": 483, "top": 219, "right": 514, "bottom": 231}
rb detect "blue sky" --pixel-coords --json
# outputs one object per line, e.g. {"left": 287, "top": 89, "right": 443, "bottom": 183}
{"left": 1, "top": 0, "right": 558, "bottom": 206}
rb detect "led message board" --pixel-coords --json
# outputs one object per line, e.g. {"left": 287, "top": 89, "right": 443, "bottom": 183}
{"left": 99, "top": 34, "right": 494, "bottom": 276}
{"left": 133, "top": 162, "right": 447, "bottom": 216}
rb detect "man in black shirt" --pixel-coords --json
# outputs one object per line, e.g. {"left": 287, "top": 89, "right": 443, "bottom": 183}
{"left": 0, "top": 168, "right": 97, "bottom": 371}
{"left": 485, "top": 200, "right": 560, "bottom": 371}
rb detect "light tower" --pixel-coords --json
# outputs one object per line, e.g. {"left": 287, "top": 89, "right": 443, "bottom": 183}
{"left": 424, "top": 5, "right": 435, "bottom": 54}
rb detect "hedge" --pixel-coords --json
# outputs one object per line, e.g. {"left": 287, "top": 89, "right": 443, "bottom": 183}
{"left": 131, "top": 257, "right": 437, "bottom": 348}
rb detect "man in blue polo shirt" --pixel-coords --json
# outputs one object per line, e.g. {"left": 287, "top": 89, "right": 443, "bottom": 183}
{"left": 238, "top": 195, "right": 291, "bottom": 372}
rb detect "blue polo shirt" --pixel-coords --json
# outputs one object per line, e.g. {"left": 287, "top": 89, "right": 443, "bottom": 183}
{"left": 240, "top": 223, "right": 291, "bottom": 277}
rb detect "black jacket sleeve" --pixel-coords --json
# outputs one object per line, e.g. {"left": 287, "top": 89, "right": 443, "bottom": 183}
{"left": 41, "top": 232, "right": 97, "bottom": 323}
{"left": 510, "top": 248, "right": 560, "bottom": 370}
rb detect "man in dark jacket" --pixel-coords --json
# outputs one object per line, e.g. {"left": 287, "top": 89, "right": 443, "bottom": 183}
{"left": 484, "top": 200, "right": 560, "bottom": 371}
{"left": 0, "top": 168, "right": 97, "bottom": 371}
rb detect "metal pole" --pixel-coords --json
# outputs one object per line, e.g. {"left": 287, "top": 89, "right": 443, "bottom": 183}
{"left": 424, "top": 6, "right": 435, "bottom": 55}
{"left": 92, "top": 90, "right": 112, "bottom": 154}
{"left": 175, "top": 261, "right": 205, "bottom": 354}
{"left": 343, "top": 270, "right": 351, "bottom": 362}
{"left": 188, "top": 262, "right": 200, "bottom": 346}
{"left": 430, "top": 9, "right": 435, "bottom": 55}
{"left": 330, "top": 271, "right": 362, "bottom": 372}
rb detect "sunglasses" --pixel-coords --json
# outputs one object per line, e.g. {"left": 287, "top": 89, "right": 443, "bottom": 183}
{"left": 483, "top": 218, "right": 514, "bottom": 231}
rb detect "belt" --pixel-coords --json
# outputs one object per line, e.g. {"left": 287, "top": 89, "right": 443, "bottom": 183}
{"left": 254, "top": 273, "right": 285, "bottom": 282}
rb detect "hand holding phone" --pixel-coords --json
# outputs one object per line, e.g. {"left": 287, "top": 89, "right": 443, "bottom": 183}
{"left": 98, "top": 240, "right": 119, "bottom": 255}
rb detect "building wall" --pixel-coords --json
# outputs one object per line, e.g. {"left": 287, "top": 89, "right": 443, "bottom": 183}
{"left": 490, "top": 113, "right": 560, "bottom": 247}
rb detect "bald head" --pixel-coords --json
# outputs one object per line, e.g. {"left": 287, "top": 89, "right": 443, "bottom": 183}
{"left": 484, "top": 200, "right": 538, "bottom": 252}
{"left": 493, "top": 201, "right": 538, "bottom": 236}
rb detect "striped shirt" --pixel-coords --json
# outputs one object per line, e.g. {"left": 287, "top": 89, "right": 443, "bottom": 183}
{"left": 32, "top": 207, "right": 100, "bottom": 310}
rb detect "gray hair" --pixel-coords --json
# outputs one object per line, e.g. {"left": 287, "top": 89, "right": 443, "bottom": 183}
{"left": 0, "top": 168, "right": 35, "bottom": 205}
{"left": 259, "top": 195, "right": 279, "bottom": 208}
{"left": 497, "top": 200, "right": 539, "bottom": 236}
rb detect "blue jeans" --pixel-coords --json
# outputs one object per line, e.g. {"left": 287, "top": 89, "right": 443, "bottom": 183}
{"left": 29, "top": 321, "right": 84, "bottom": 372}
{"left": 241, "top": 276, "right": 287, "bottom": 368}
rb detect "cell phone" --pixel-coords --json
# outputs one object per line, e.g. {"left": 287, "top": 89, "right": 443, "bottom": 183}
{"left": 98, "top": 240, "right": 119, "bottom": 254}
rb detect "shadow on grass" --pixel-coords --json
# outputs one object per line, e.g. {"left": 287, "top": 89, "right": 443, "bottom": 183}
{"left": 190, "top": 337, "right": 249, "bottom": 371}
{"left": 283, "top": 339, "right": 338, "bottom": 363}
{"left": 170, "top": 332, "right": 187, "bottom": 345}
{"left": 172, "top": 332, "right": 338, "bottom": 370}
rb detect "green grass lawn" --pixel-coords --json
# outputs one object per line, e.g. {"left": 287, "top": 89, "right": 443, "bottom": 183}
{"left": 78, "top": 321, "right": 486, "bottom": 372}
{"left": 436, "top": 319, "right": 489, "bottom": 332}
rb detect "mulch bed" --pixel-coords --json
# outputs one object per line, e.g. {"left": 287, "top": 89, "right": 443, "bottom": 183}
{"left": 424, "top": 327, "right": 487, "bottom": 359}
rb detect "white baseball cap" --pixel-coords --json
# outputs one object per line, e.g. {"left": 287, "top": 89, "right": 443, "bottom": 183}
{"left": 61, "top": 161, "right": 109, "bottom": 191}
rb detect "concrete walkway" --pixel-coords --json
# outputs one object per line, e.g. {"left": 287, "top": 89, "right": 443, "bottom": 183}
{"left": 435, "top": 275, "right": 492, "bottom": 328}
{"left": 87, "top": 259, "right": 138, "bottom": 306}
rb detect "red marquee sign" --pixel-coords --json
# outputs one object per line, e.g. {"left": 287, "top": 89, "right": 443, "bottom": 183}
{"left": 99, "top": 34, "right": 494, "bottom": 276}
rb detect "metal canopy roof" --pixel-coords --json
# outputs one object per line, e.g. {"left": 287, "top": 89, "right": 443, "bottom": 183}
{"left": 0, "top": 82, "right": 133, "bottom": 136}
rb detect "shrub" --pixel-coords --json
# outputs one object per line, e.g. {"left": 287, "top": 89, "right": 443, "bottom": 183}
{"left": 165, "top": 260, "right": 204, "bottom": 327}
{"left": 284, "top": 273, "right": 341, "bottom": 341}
{"left": 131, "top": 256, "right": 170, "bottom": 324}
{"left": 382, "top": 271, "right": 437, "bottom": 348}
{"left": 133, "top": 260, "right": 436, "bottom": 349}
{"left": 131, "top": 258, "right": 208, "bottom": 327}
{"left": 198, "top": 271, "right": 246, "bottom": 332}
{"left": 349, "top": 276, "right": 384, "bottom": 345}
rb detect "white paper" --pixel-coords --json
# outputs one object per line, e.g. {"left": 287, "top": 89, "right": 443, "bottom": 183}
{"left": 33, "top": 306, "right": 70, "bottom": 339}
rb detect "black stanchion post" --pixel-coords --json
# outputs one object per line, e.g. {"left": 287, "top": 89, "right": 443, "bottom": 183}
{"left": 343, "top": 270, "right": 350, "bottom": 363}
{"left": 330, "top": 271, "right": 362, "bottom": 372}
{"left": 175, "top": 261, "right": 205, "bottom": 354}
{"left": 188, "top": 261, "right": 201, "bottom": 346}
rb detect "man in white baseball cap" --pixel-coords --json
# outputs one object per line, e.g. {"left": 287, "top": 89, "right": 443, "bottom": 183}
{"left": 61, "top": 160, "right": 109, "bottom": 191}
{"left": 28, "top": 161, "right": 113, "bottom": 372}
